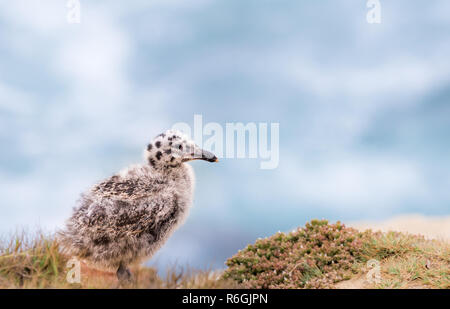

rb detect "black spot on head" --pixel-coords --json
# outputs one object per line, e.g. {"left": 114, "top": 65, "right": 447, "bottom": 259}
{"left": 164, "top": 149, "right": 171, "bottom": 154}
{"left": 156, "top": 151, "right": 162, "bottom": 160}
{"left": 173, "top": 135, "right": 177, "bottom": 139}
{"left": 170, "top": 156, "right": 175, "bottom": 162}
{"left": 169, "top": 142, "right": 172, "bottom": 146}
{"left": 149, "top": 158, "right": 156, "bottom": 167}
{"left": 168, "top": 137, "right": 172, "bottom": 141}
{"left": 157, "top": 133, "right": 165, "bottom": 138}
{"left": 178, "top": 145, "right": 183, "bottom": 150}
{"left": 155, "top": 141, "right": 161, "bottom": 148}
{"left": 147, "top": 144, "right": 152, "bottom": 151}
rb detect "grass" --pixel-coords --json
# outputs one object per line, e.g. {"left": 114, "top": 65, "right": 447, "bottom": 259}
{"left": 0, "top": 232, "right": 238, "bottom": 289}
{"left": 223, "top": 220, "right": 450, "bottom": 289}
{"left": 366, "top": 231, "right": 450, "bottom": 289}
{"left": 0, "top": 220, "right": 448, "bottom": 289}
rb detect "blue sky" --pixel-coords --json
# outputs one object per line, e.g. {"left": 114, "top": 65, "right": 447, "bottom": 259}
{"left": 0, "top": 0, "right": 449, "bottom": 271}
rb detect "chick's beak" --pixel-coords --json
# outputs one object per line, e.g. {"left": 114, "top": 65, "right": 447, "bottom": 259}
{"left": 201, "top": 149, "right": 219, "bottom": 162}
{"left": 182, "top": 146, "right": 218, "bottom": 163}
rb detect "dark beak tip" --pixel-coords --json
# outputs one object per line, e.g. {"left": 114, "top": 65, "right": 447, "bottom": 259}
{"left": 201, "top": 151, "right": 218, "bottom": 163}
{"left": 207, "top": 157, "right": 218, "bottom": 163}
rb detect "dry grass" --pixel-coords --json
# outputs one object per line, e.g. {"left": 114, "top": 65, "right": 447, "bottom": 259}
{"left": 1, "top": 221, "right": 448, "bottom": 289}
{"left": 0, "top": 232, "right": 66, "bottom": 288}
{"left": 0, "top": 232, "right": 238, "bottom": 289}
{"left": 364, "top": 232, "right": 450, "bottom": 289}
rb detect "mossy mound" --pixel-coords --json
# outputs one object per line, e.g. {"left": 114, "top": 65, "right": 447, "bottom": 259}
{"left": 223, "top": 220, "right": 450, "bottom": 289}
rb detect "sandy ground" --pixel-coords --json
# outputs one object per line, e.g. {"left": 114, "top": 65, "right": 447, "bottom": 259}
{"left": 348, "top": 214, "right": 450, "bottom": 241}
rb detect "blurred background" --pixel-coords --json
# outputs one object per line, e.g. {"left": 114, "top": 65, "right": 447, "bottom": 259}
{"left": 0, "top": 0, "right": 449, "bottom": 272}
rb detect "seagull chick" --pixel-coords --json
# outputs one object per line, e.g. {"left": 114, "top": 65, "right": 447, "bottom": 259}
{"left": 58, "top": 129, "right": 218, "bottom": 282}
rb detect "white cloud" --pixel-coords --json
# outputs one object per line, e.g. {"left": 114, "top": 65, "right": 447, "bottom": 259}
{"left": 0, "top": 83, "right": 34, "bottom": 115}
{"left": 0, "top": 168, "right": 98, "bottom": 234}
{"left": 55, "top": 14, "right": 131, "bottom": 96}
{"left": 281, "top": 54, "right": 446, "bottom": 101}
{"left": 277, "top": 154, "right": 428, "bottom": 211}
{"left": 0, "top": 0, "right": 65, "bottom": 34}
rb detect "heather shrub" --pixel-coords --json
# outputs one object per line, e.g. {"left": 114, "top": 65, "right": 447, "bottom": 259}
{"left": 223, "top": 220, "right": 374, "bottom": 288}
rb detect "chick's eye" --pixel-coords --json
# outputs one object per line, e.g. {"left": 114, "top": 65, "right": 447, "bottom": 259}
{"left": 178, "top": 145, "right": 183, "bottom": 150}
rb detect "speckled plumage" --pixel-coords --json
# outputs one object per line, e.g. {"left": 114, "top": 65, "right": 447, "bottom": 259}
{"left": 58, "top": 130, "right": 217, "bottom": 278}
